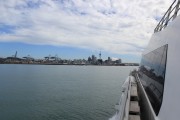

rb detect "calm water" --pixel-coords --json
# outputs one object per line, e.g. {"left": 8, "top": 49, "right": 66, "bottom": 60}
{"left": 0, "top": 65, "right": 137, "bottom": 120}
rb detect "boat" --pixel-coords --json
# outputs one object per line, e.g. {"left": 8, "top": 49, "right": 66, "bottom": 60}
{"left": 114, "top": 0, "right": 180, "bottom": 120}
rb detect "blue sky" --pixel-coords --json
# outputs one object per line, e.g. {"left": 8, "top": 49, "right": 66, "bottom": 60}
{"left": 0, "top": 0, "right": 174, "bottom": 62}
{"left": 0, "top": 42, "right": 140, "bottom": 62}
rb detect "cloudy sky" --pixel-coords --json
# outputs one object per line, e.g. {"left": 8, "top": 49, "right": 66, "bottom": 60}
{"left": 0, "top": 0, "right": 174, "bottom": 62}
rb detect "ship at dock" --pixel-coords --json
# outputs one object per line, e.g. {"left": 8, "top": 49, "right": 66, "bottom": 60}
{"left": 114, "top": 0, "right": 180, "bottom": 120}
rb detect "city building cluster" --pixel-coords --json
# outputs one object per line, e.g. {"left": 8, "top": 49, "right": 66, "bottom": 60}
{"left": 0, "top": 51, "right": 139, "bottom": 66}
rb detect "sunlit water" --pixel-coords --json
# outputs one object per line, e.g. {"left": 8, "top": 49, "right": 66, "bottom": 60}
{"left": 0, "top": 65, "right": 137, "bottom": 120}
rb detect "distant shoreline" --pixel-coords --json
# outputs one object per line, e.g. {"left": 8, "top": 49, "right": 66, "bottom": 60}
{"left": 0, "top": 63, "right": 139, "bottom": 66}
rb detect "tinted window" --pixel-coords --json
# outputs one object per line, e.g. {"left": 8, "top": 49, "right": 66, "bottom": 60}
{"left": 138, "top": 44, "right": 168, "bottom": 115}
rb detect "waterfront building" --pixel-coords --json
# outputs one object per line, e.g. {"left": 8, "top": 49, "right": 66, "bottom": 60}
{"left": 115, "top": 59, "right": 122, "bottom": 64}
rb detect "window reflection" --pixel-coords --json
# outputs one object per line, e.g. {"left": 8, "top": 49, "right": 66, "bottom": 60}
{"left": 138, "top": 44, "right": 168, "bottom": 115}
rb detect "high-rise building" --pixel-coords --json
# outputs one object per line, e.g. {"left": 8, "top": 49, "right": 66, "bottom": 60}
{"left": 92, "top": 55, "right": 97, "bottom": 63}
{"left": 88, "top": 56, "right": 92, "bottom": 62}
{"left": 115, "top": 59, "right": 122, "bottom": 64}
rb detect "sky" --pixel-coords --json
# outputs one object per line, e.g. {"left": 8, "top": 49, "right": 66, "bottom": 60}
{"left": 0, "top": 0, "right": 174, "bottom": 62}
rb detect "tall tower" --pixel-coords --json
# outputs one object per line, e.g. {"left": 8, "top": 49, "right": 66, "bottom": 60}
{"left": 99, "top": 51, "right": 101, "bottom": 59}
{"left": 15, "top": 51, "right": 17, "bottom": 58}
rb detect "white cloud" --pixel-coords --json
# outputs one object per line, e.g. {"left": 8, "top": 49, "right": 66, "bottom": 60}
{"left": 0, "top": 0, "right": 175, "bottom": 56}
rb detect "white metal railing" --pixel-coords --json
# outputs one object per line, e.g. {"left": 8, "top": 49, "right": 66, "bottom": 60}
{"left": 154, "top": 0, "right": 180, "bottom": 33}
{"left": 115, "top": 77, "right": 131, "bottom": 120}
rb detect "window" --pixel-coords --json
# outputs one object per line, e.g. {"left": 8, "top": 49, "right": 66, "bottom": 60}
{"left": 138, "top": 44, "right": 168, "bottom": 115}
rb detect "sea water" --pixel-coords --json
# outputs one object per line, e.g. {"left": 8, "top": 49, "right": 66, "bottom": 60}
{"left": 0, "top": 65, "right": 137, "bottom": 120}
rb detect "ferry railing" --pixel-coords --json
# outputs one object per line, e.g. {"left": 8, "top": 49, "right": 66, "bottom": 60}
{"left": 115, "top": 77, "right": 131, "bottom": 120}
{"left": 154, "top": 0, "right": 180, "bottom": 33}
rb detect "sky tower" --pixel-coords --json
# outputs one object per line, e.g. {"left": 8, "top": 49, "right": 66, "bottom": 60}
{"left": 99, "top": 51, "right": 101, "bottom": 59}
{"left": 14, "top": 51, "right": 17, "bottom": 58}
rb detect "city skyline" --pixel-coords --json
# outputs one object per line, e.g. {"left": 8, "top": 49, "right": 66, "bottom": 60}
{"left": 0, "top": 0, "right": 174, "bottom": 63}
{"left": 1, "top": 49, "right": 141, "bottom": 66}
{"left": 0, "top": 42, "right": 140, "bottom": 62}
{"left": 0, "top": 41, "right": 135, "bottom": 62}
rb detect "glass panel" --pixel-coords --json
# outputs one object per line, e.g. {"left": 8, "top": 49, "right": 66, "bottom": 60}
{"left": 138, "top": 44, "right": 168, "bottom": 115}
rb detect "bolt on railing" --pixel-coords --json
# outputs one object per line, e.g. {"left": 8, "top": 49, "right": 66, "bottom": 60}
{"left": 154, "top": 0, "right": 180, "bottom": 33}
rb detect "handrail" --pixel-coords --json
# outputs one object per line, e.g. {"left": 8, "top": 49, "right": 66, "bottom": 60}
{"left": 114, "top": 77, "right": 131, "bottom": 120}
{"left": 154, "top": 0, "right": 180, "bottom": 33}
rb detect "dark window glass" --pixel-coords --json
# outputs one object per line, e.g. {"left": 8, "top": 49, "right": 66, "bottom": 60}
{"left": 138, "top": 44, "right": 168, "bottom": 115}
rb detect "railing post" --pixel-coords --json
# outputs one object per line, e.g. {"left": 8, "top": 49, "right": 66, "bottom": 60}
{"left": 164, "top": 6, "right": 172, "bottom": 28}
{"left": 154, "top": 28, "right": 157, "bottom": 33}
{"left": 173, "top": 0, "right": 180, "bottom": 20}
{"left": 158, "top": 24, "right": 161, "bottom": 31}
{"left": 159, "top": 18, "right": 164, "bottom": 31}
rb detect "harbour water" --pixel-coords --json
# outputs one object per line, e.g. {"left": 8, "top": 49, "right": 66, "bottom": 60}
{"left": 0, "top": 65, "right": 137, "bottom": 120}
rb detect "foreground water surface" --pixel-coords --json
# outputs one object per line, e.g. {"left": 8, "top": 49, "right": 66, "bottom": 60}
{"left": 0, "top": 65, "right": 137, "bottom": 120}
